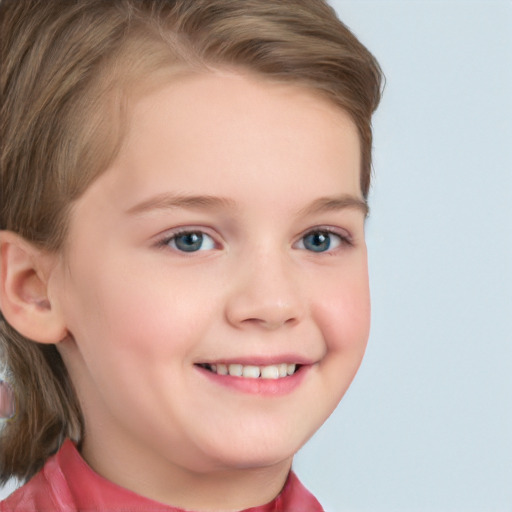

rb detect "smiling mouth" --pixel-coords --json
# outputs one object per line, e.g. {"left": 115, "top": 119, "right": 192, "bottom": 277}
{"left": 196, "top": 363, "right": 300, "bottom": 379}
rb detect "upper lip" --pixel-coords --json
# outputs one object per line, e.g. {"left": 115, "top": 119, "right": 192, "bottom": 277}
{"left": 195, "top": 355, "right": 317, "bottom": 366}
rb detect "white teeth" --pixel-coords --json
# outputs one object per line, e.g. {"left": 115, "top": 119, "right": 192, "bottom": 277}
{"left": 261, "top": 365, "right": 280, "bottom": 379}
{"left": 228, "top": 364, "right": 243, "bottom": 377}
{"left": 203, "top": 362, "right": 299, "bottom": 379}
{"left": 217, "top": 364, "right": 228, "bottom": 375}
{"left": 242, "top": 365, "right": 261, "bottom": 378}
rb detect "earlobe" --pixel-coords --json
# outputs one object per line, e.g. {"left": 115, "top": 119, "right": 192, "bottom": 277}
{"left": 0, "top": 231, "right": 68, "bottom": 344}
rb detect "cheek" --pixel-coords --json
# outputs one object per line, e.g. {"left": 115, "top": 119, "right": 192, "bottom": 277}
{"left": 312, "top": 262, "right": 371, "bottom": 353}
{"left": 64, "top": 260, "right": 218, "bottom": 362}
{"left": 310, "top": 263, "right": 370, "bottom": 409}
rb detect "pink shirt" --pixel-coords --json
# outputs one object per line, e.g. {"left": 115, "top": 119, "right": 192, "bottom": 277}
{"left": 1, "top": 439, "right": 324, "bottom": 511}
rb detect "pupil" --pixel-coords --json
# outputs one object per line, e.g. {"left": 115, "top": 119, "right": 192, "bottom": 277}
{"left": 176, "top": 232, "right": 203, "bottom": 252}
{"left": 305, "top": 232, "right": 330, "bottom": 252}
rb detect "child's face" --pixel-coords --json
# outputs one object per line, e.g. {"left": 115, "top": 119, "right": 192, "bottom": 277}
{"left": 51, "top": 72, "right": 370, "bottom": 475}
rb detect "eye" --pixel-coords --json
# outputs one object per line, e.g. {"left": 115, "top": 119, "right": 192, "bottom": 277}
{"left": 296, "top": 229, "right": 348, "bottom": 253}
{"left": 164, "top": 231, "right": 216, "bottom": 252}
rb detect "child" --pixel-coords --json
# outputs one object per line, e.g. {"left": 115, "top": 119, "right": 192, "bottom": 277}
{"left": 0, "top": 0, "right": 382, "bottom": 510}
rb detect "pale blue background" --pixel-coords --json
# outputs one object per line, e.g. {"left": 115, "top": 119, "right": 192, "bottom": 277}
{"left": 2, "top": 1, "right": 511, "bottom": 510}
{"left": 294, "top": 1, "right": 512, "bottom": 511}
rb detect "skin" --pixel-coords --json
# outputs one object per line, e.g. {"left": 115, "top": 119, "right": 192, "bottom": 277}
{"left": 23, "top": 72, "right": 370, "bottom": 510}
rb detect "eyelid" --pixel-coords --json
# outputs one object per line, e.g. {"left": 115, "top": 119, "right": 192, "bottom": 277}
{"left": 153, "top": 224, "right": 354, "bottom": 252}
{"left": 155, "top": 226, "right": 223, "bottom": 251}
{"left": 294, "top": 226, "right": 354, "bottom": 250}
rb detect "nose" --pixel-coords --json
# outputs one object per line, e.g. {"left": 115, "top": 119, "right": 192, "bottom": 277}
{"left": 224, "top": 249, "right": 304, "bottom": 331}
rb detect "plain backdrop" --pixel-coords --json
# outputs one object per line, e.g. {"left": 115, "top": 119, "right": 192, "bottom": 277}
{"left": 293, "top": 1, "right": 512, "bottom": 511}
{"left": 1, "top": 1, "right": 511, "bottom": 510}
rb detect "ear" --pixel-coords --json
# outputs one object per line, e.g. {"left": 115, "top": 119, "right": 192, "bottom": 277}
{"left": 0, "top": 231, "right": 68, "bottom": 344}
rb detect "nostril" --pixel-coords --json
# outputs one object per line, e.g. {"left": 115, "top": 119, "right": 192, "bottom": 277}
{"left": 249, "top": 316, "right": 297, "bottom": 330}
{"left": 225, "top": 283, "right": 304, "bottom": 330}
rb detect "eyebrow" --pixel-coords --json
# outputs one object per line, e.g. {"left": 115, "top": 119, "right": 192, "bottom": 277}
{"left": 126, "top": 193, "right": 238, "bottom": 215}
{"left": 298, "top": 195, "right": 369, "bottom": 217}
{"left": 126, "top": 192, "right": 368, "bottom": 217}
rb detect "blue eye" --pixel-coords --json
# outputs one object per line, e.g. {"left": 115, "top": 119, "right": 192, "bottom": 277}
{"left": 167, "top": 231, "right": 216, "bottom": 252}
{"left": 299, "top": 230, "right": 345, "bottom": 252}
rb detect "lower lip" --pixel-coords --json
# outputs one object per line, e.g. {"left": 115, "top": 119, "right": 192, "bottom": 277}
{"left": 195, "top": 365, "right": 310, "bottom": 396}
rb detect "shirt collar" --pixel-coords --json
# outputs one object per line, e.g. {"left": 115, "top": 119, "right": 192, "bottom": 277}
{"left": 33, "top": 439, "right": 325, "bottom": 511}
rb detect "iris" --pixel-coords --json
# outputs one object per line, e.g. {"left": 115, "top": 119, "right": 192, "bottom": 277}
{"left": 174, "top": 232, "right": 205, "bottom": 252}
{"left": 302, "top": 231, "right": 332, "bottom": 252}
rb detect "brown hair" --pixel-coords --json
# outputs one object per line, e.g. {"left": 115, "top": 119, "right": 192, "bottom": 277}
{"left": 0, "top": 0, "right": 382, "bottom": 484}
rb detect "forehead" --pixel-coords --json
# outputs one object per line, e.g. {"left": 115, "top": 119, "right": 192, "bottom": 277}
{"left": 71, "top": 71, "right": 362, "bottom": 226}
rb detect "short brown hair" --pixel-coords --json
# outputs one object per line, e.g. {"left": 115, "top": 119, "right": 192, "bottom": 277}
{"left": 0, "top": 0, "right": 382, "bottom": 483}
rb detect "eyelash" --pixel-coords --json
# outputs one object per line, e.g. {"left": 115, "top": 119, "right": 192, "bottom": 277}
{"left": 156, "top": 228, "right": 218, "bottom": 253}
{"left": 296, "top": 228, "right": 353, "bottom": 253}
{"left": 156, "top": 227, "right": 353, "bottom": 254}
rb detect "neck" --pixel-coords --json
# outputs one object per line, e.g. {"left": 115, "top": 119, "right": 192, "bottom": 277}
{"left": 80, "top": 433, "right": 293, "bottom": 511}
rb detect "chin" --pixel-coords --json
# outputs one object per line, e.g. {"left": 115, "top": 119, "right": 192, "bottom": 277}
{"left": 204, "top": 433, "right": 304, "bottom": 472}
